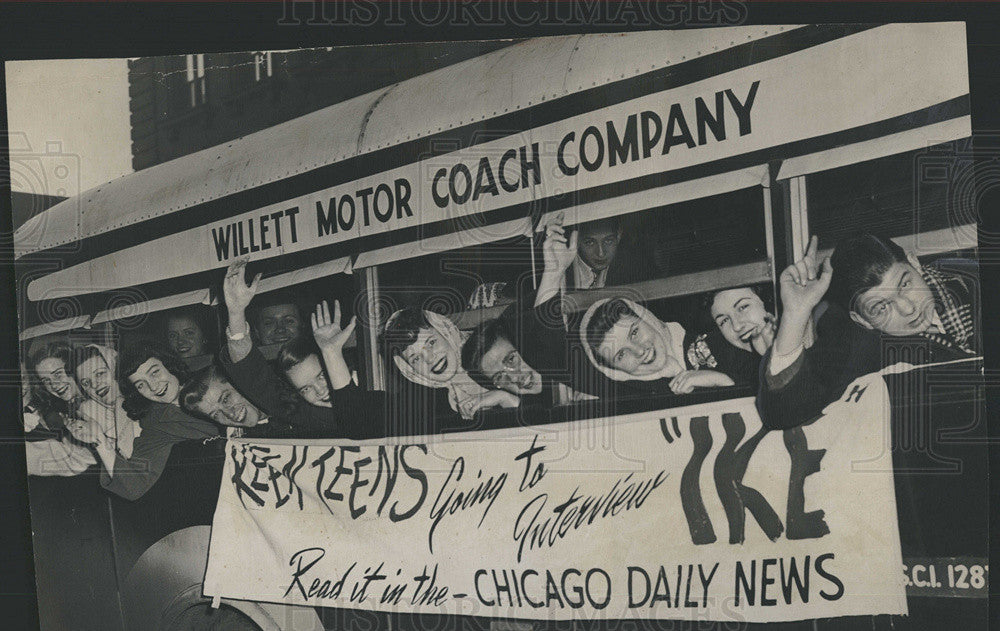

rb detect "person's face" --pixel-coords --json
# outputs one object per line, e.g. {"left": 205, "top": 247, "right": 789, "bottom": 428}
{"left": 596, "top": 314, "right": 669, "bottom": 377}
{"left": 35, "top": 357, "right": 79, "bottom": 402}
{"left": 401, "top": 328, "right": 459, "bottom": 384}
{"left": 285, "top": 354, "right": 332, "bottom": 408}
{"left": 479, "top": 337, "right": 543, "bottom": 396}
{"left": 711, "top": 288, "right": 772, "bottom": 352}
{"left": 166, "top": 316, "right": 207, "bottom": 358}
{"left": 128, "top": 358, "right": 181, "bottom": 405}
{"left": 577, "top": 226, "right": 621, "bottom": 272}
{"left": 850, "top": 262, "right": 935, "bottom": 336}
{"left": 256, "top": 304, "right": 302, "bottom": 346}
{"left": 76, "top": 356, "right": 119, "bottom": 406}
{"left": 194, "top": 379, "right": 263, "bottom": 427}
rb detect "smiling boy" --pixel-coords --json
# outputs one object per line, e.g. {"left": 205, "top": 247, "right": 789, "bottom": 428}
{"left": 215, "top": 259, "right": 361, "bottom": 438}
{"left": 180, "top": 365, "right": 334, "bottom": 438}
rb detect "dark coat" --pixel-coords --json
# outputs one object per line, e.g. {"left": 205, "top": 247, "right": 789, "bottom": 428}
{"left": 219, "top": 344, "right": 360, "bottom": 439}
{"left": 100, "top": 402, "right": 220, "bottom": 501}
{"left": 756, "top": 265, "right": 979, "bottom": 431}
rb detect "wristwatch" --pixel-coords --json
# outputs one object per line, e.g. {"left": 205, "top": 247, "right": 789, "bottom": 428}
{"left": 226, "top": 321, "right": 250, "bottom": 341}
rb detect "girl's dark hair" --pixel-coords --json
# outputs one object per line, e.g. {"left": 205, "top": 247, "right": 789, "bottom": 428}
{"left": 461, "top": 317, "right": 514, "bottom": 388}
{"left": 27, "top": 342, "right": 78, "bottom": 417}
{"left": 179, "top": 364, "right": 228, "bottom": 421}
{"left": 585, "top": 299, "right": 639, "bottom": 367}
{"left": 276, "top": 336, "right": 321, "bottom": 374}
{"left": 378, "top": 307, "right": 431, "bottom": 360}
{"left": 827, "top": 234, "right": 908, "bottom": 312}
{"left": 698, "top": 284, "right": 775, "bottom": 332}
{"left": 161, "top": 305, "right": 217, "bottom": 354}
{"left": 118, "top": 338, "right": 192, "bottom": 420}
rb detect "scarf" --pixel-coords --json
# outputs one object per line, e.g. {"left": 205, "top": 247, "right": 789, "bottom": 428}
{"left": 74, "top": 344, "right": 142, "bottom": 475}
{"left": 579, "top": 297, "right": 687, "bottom": 382}
{"left": 921, "top": 266, "right": 975, "bottom": 354}
{"left": 387, "top": 310, "right": 490, "bottom": 419}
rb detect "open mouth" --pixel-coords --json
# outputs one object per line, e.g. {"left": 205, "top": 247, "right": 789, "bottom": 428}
{"left": 430, "top": 357, "right": 448, "bottom": 375}
{"left": 519, "top": 373, "right": 534, "bottom": 390}
{"left": 235, "top": 406, "right": 248, "bottom": 425}
{"left": 738, "top": 327, "right": 758, "bottom": 342}
{"left": 640, "top": 347, "right": 657, "bottom": 366}
{"left": 176, "top": 344, "right": 192, "bottom": 354}
{"left": 318, "top": 393, "right": 331, "bottom": 403}
{"left": 53, "top": 384, "right": 70, "bottom": 397}
{"left": 96, "top": 385, "right": 110, "bottom": 399}
{"left": 153, "top": 383, "right": 169, "bottom": 398}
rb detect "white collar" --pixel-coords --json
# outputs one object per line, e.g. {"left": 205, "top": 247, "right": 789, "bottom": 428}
{"left": 573, "top": 256, "right": 607, "bottom": 289}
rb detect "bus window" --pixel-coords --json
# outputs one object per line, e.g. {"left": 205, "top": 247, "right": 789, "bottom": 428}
{"left": 563, "top": 186, "right": 769, "bottom": 300}
{"left": 376, "top": 234, "right": 535, "bottom": 321}
{"left": 22, "top": 325, "right": 133, "bottom": 473}
{"left": 806, "top": 143, "right": 960, "bottom": 252}
{"left": 549, "top": 186, "right": 770, "bottom": 411}
{"left": 239, "top": 269, "right": 363, "bottom": 383}
{"left": 117, "top": 305, "right": 220, "bottom": 372}
{"left": 371, "top": 234, "right": 537, "bottom": 424}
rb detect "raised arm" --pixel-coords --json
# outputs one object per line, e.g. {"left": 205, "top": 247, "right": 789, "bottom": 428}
{"left": 311, "top": 299, "right": 357, "bottom": 390}
{"left": 756, "top": 235, "right": 836, "bottom": 430}
{"left": 535, "top": 212, "right": 578, "bottom": 307}
{"left": 222, "top": 258, "right": 262, "bottom": 364}
{"left": 769, "top": 236, "right": 831, "bottom": 376}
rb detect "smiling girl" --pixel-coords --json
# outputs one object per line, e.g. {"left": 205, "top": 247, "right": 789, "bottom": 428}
{"left": 381, "top": 308, "right": 519, "bottom": 420}
{"left": 28, "top": 342, "right": 83, "bottom": 428}
{"left": 685, "top": 285, "right": 777, "bottom": 386}
{"left": 581, "top": 297, "right": 734, "bottom": 395}
{"left": 68, "top": 344, "right": 142, "bottom": 479}
{"left": 24, "top": 343, "right": 99, "bottom": 477}
{"left": 162, "top": 306, "right": 215, "bottom": 364}
{"left": 91, "top": 339, "right": 221, "bottom": 500}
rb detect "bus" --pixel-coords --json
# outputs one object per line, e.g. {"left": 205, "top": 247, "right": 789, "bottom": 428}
{"left": 14, "top": 23, "right": 985, "bottom": 631}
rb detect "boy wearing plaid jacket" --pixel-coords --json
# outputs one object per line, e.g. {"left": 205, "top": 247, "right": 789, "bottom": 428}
{"left": 757, "top": 233, "right": 979, "bottom": 431}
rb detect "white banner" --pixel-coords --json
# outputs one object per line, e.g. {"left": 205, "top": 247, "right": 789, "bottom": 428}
{"left": 204, "top": 371, "right": 907, "bottom": 623}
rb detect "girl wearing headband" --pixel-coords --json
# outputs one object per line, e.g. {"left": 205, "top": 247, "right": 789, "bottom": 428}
{"left": 581, "top": 297, "right": 734, "bottom": 395}
{"left": 381, "top": 307, "right": 519, "bottom": 420}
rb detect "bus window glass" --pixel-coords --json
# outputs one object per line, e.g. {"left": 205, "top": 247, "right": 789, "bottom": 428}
{"left": 806, "top": 144, "right": 958, "bottom": 251}
{"left": 376, "top": 234, "right": 535, "bottom": 318}
{"left": 564, "top": 186, "right": 768, "bottom": 295}
{"left": 116, "top": 305, "right": 220, "bottom": 372}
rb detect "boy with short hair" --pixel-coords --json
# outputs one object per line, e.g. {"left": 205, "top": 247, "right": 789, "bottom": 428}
{"left": 180, "top": 365, "right": 333, "bottom": 438}
{"left": 759, "top": 233, "right": 978, "bottom": 430}
{"left": 218, "top": 259, "right": 360, "bottom": 437}
{"left": 247, "top": 293, "right": 305, "bottom": 347}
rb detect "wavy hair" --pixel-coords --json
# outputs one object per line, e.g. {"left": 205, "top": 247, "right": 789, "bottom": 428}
{"left": 27, "top": 341, "right": 79, "bottom": 419}
{"left": 118, "top": 338, "right": 192, "bottom": 420}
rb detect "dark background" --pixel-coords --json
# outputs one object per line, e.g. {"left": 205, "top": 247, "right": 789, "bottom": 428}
{"left": 1, "top": 2, "right": 997, "bottom": 630}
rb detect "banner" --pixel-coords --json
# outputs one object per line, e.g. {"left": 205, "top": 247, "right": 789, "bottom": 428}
{"left": 204, "top": 371, "right": 907, "bottom": 623}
